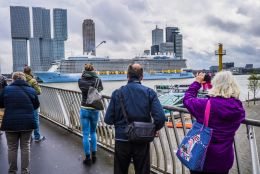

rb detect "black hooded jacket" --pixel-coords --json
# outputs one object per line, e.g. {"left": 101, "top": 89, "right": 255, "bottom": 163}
{"left": 78, "top": 71, "right": 103, "bottom": 107}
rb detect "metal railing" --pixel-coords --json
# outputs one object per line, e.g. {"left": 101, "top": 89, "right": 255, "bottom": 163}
{"left": 39, "top": 85, "right": 260, "bottom": 174}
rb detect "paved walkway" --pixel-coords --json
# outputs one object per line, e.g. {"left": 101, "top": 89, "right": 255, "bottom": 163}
{"left": 0, "top": 118, "right": 114, "bottom": 174}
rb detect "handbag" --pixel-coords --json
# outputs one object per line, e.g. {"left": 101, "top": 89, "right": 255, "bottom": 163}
{"left": 119, "top": 87, "right": 155, "bottom": 143}
{"left": 176, "top": 100, "right": 213, "bottom": 171}
{"left": 86, "top": 78, "right": 104, "bottom": 110}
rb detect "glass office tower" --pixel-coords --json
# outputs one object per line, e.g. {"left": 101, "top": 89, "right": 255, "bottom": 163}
{"left": 31, "top": 7, "right": 52, "bottom": 71}
{"left": 10, "top": 6, "right": 31, "bottom": 71}
{"left": 53, "top": 8, "right": 67, "bottom": 61}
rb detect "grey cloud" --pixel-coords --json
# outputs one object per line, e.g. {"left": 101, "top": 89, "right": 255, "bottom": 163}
{"left": 249, "top": 14, "right": 260, "bottom": 37}
{"left": 185, "top": 50, "right": 216, "bottom": 70}
{"left": 91, "top": 1, "right": 143, "bottom": 44}
{"left": 207, "top": 16, "right": 241, "bottom": 33}
{"left": 1, "top": 0, "right": 260, "bottom": 73}
{"left": 236, "top": 7, "right": 249, "bottom": 16}
{"left": 122, "top": 0, "right": 149, "bottom": 13}
{"left": 231, "top": 45, "right": 258, "bottom": 56}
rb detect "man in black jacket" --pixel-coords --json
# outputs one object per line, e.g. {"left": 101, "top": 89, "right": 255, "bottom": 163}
{"left": 105, "top": 63, "right": 166, "bottom": 174}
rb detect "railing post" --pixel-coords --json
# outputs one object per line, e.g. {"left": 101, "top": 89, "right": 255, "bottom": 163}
{"left": 56, "top": 90, "right": 70, "bottom": 127}
{"left": 247, "top": 125, "right": 260, "bottom": 174}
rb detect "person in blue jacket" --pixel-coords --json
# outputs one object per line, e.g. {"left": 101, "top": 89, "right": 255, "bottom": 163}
{"left": 105, "top": 63, "right": 166, "bottom": 174}
{"left": 0, "top": 72, "right": 39, "bottom": 174}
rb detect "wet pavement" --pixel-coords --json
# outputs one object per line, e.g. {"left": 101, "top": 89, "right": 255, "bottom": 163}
{"left": 0, "top": 118, "right": 114, "bottom": 174}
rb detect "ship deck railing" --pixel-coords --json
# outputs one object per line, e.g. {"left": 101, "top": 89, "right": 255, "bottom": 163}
{"left": 38, "top": 85, "right": 260, "bottom": 174}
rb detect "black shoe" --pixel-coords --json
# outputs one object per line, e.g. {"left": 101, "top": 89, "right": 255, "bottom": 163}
{"left": 83, "top": 158, "right": 92, "bottom": 166}
{"left": 92, "top": 156, "right": 96, "bottom": 163}
{"left": 92, "top": 151, "right": 97, "bottom": 163}
{"left": 83, "top": 154, "right": 91, "bottom": 166}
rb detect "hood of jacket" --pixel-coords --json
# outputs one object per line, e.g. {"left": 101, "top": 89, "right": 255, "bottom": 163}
{"left": 210, "top": 97, "right": 245, "bottom": 122}
{"left": 81, "top": 70, "right": 98, "bottom": 78}
{"left": 10, "top": 79, "right": 31, "bottom": 87}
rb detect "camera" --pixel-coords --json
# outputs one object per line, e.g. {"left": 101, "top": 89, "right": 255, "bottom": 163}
{"left": 203, "top": 73, "right": 211, "bottom": 83}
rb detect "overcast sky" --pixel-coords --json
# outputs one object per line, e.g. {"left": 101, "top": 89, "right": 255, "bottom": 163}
{"left": 0, "top": 0, "right": 260, "bottom": 73}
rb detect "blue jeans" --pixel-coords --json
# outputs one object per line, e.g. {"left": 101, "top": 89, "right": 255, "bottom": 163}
{"left": 33, "top": 109, "right": 41, "bottom": 140}
{"left": 80, "top": 108, "right": 99, "bottom": 155}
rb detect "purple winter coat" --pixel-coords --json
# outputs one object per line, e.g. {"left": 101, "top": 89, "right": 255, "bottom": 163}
{"left": 183, "top": 81, "right": 245, "bottom": 172}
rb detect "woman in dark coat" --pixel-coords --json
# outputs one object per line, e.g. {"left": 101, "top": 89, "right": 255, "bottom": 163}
{"left": 78, "top": 64, "right": 103, "bottom": 165}
{"left": 0, "top": 72, "right": 39, "bottom": 174}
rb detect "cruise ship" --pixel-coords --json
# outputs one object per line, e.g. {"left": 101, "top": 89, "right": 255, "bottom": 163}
{"left": 34, "top": 54, "right": 194, "bottom": 83}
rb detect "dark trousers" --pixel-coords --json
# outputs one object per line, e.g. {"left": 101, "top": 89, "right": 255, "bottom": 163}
{"left": 190, "top": 171, "right": 229, "bottom": 174}
{"left": 114, "top": 141, "right": 150, "bottom": 174}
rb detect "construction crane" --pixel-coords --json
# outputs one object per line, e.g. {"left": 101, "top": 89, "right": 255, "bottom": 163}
{"left": 215, "top": 43, "right": 226, "bottom": 71}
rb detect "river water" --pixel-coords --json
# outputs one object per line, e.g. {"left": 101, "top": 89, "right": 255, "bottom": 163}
{"left": 42, "top": 75, "right": 259, "bottom": 101}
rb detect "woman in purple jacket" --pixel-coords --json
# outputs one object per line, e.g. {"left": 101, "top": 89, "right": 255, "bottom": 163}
{"left": 183, "top": 71, "right": 245, "bottom": 174}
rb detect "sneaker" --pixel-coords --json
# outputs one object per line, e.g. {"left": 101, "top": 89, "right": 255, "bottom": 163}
{"left": 34, "top": 136, "right": 46, "bottom": 142}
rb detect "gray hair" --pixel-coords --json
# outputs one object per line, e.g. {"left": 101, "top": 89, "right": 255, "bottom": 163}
{"left": 208, "top": 71, "right": 240, "bottom": 99}
{"left": 12, "top": 72, "right": 26, "bottom": 81}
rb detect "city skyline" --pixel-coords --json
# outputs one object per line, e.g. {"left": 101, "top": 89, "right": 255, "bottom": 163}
{"left": 10, "top": 6, "right": 67, "bottom": 72}
{"left": 1, "top": 0, "right": 260, "bottom": 73}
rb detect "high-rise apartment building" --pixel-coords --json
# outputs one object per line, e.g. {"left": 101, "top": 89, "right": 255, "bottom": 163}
{"left": 10, "top": 6, "right": 31, "bottom": 39}
{"left": 166, "top": 27, "right": 179, "bottom": 43}
{"left": 152, "top": 25, "right": 163, "bottom": 46}
{"left": 82, "top": 19, "right": 95, "bottom": 55}
{"left": 31, "top": 7, "right": 52, "bottom": 71}
{"left": 53, "top": 8, "right": 67, "bottom": 61}
{"left": 174, "top": 34, "right": 183, "bottom": 59}
{"left": 53, "top": 8, "right": 67, "bottom": 40}
{"left": 32, "top": 7, "right": 51, "bottom": 39}
{"left": 29, "top": 38, "right": 41, "bottom": 71}
{"left": 165, "top": 27, "right": 183, "bottom": 59}
{"left": 10, "top": 6, "right": 31, "bottom": 71}
{"left": 10, "top": 6, "right": 67, "bottom": 72}
{"left": 12, "top": 39, "right": 29, "bottom": 71}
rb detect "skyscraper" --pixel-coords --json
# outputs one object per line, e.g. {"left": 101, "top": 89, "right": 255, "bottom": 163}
{"left": 165, "top": 27, "right": 183, "bottom": 59}
{"left": 82, "top": 19, "right": 95, "bottom": 55}
{"left": 32, "top": 7, "right": 51, "bottom": 39}
{"left": 10, "top": 6, "right": 31, "bottom": 71}
{"left": 152, "top": 25, "right": 163, "bottom": 46}
{"left": 174, "top": 34, "right": 183, "bottom": 59}
{"left": 53, "top": 8, "right": 67, "bottom": 40}
{"left": 166, "top": 27, "right": 179, "bottom": 42}
{"left": 53, "top": 8, "right": 67, "bottom": 61}
{"left": 10, "top": 6, "right": 31, "bottom": 39}
{"left": 10, "top": 6, "right": 68, "bottom": 72}
{"left": 12, "top": 39, "right": 29, "bottom": 71}
{"left": 31, "top": 7, "right": 52, "bottom": 71}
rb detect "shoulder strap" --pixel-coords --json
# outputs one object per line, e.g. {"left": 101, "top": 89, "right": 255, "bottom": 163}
{"left": 94, "top": 78, "right": 99, "bottom": 89}
{"left": 204, "top": 99, "right": 211, "bottom": 127}
{"left": 118, "top": 87, "right": 129, "bottom": 123}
